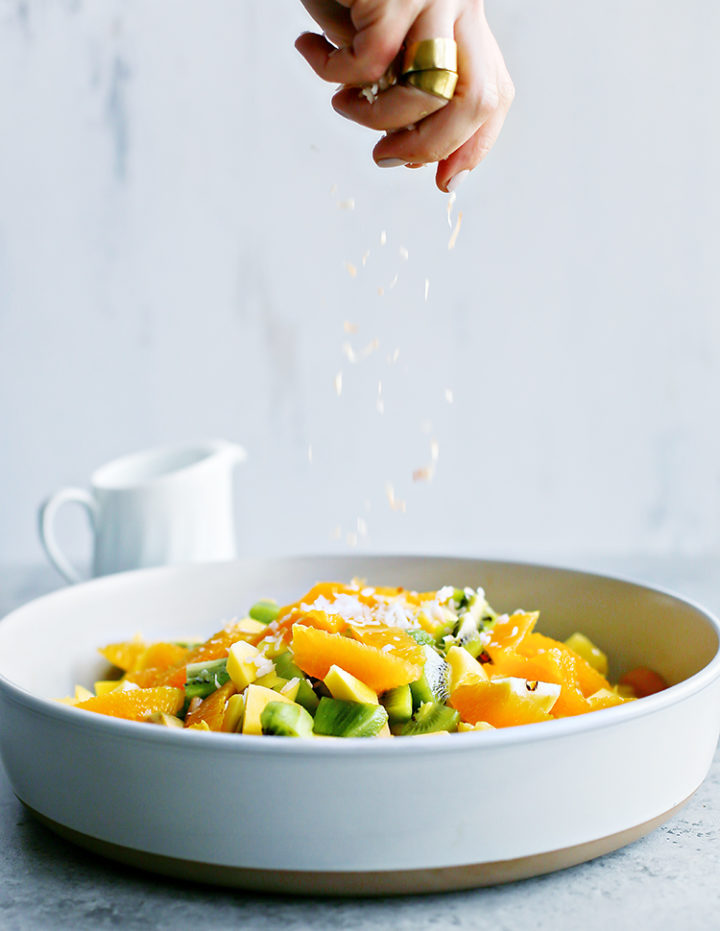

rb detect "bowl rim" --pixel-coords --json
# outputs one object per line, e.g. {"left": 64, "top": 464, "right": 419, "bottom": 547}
{"left": 2, "top": 554, "right": 719, "bottom": 757}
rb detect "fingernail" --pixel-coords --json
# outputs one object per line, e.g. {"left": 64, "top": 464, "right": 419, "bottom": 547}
{"left": 377, "top": 158, "right": 406, "bottom": 168}
{"left": 446, "top": 169, "right": 470, "bottom": 192}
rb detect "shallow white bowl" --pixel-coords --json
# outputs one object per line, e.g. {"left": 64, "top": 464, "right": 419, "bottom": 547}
{"left": 1, "top": 556, "right": 719, "bottom": 895}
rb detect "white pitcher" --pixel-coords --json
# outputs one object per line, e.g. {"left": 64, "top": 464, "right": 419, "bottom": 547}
{"left": 38, "top": 440, "right": 246, "bottom": 583}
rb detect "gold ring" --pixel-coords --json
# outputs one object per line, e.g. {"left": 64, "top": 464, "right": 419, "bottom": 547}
{"left": 402, "top": 68, "right": 458, "bottom": 101}
{"left": 401, "top": 38, "right": 458, "bottom": 76}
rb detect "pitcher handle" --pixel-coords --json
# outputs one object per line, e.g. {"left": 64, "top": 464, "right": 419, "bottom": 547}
{"left": 38, "top": 488, "right": 97, "bottom": 584}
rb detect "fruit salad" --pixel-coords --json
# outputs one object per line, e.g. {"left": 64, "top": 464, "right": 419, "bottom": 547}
{"left": 60, "top": 580, "right": 668, "bottom": 736}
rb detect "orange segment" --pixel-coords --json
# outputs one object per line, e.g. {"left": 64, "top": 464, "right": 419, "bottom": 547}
{"left": 136, "top": 642, "right": 189, "bottom": 672}
{"left": 124, "top": 666, "right": 187, "bottom": 689}
{"left": 518, "top": 633, "right": 610, "bottom": 697}
{"left": 450, "top": 680, "right": 552, "bottom": 728}
{"left": 99, "top": 638, "right": 146, "bottom": 672}
{"left": 184, "top": 681, "right": 236, "bottom": 731}
{"left": 74, "top": 687, "right": 183, "bottom": 721}
{"left": 486, "top": 611, "right": 538, "bottom": 650}
{"left": 291, "top": 625, "right": 422, "bottom": 693}
{"left": 619, "top": 666, "right": 668, "bottom": 698}
{"left": 295, "top": 609, "right": 347, "bottom": 634}
{"left": 347, "top": 621, "right": 425, "bottom": 667}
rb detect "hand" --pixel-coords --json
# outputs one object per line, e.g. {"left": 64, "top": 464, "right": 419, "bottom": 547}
{"left": 296, "top": 1, "right": 514, "bottom": 192}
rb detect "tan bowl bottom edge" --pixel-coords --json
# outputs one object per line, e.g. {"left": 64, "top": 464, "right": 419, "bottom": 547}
{"left": 24, "top": 797, "right": 690, "bottom": 896}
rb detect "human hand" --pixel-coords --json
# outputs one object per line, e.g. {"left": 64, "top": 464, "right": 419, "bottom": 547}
{"left": 296, "top": 1, "right": 514, "bottom": 192}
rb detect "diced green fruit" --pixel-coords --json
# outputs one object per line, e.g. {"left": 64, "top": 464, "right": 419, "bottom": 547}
{"left": 565, "top": 632, "right": 609, "bottom": 676}
{"left": 185, "top": 658, "right": 230, "bottom": 700}
{"left": 294, "top": 678, "right": 320, "bottom": 715}
{"left": 381, "top": 684, "right": 413, "bottom": 725}
{"left": 222, "top": 693, "right": 245, "bottom": 732}
{"left": 248, "top": 599, "right": 280, "bottom": 624}
{"left": 274, "top": 650, "right": 305, "bottom": 681}
{"left": 313, "top": 698, "right": 388, "bottom": 738}
{"left": 407, "top": 629, "right": 435, "bottom": 646}
{"left": 147, "top": 711, "right": 184, "bottom": 727}
{"left": 324, "top": 665, "right": 378, "bottom": 704}
{"left": 242, "top": 684, "right": 296, "bottom": 735}
{"left": 461, "top": 637, "right": 485, "bottom": 659}
{"left": 410, "top": 645, "right": 450, "bottom": 710}
{"left": 261, "top": 701, "right": 314, "bottom": 738}
{"left": 226, "top": 641, "right": 262, "bottom": 691}
{"left": 446, "top": 645, "right": 487, "bottom": 693}
{"left": 400, "top": 701, "right": 459, "bottom": 736}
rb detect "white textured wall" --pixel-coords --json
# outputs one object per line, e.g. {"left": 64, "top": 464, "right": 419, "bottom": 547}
{"left": 1, "top": 1, "right": 719, "bottom": 570}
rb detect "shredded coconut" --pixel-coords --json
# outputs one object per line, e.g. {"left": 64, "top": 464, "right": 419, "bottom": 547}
{"left": 385, "top": 481, "right": 407, "bottom": 513}
{"left": 345, "top": 261, "right": 357, "bottom": 277}
{"left": 424, "top": 278, "right": 430, "bottom": 301}
{"left": 334, "top": 372, "right": 343, "bottom": 396}
{"left": 448, "top": 211, "right": 463, "bottom": 250}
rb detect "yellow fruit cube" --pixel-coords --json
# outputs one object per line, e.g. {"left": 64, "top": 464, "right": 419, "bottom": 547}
{"left": 324, "top": 665, "right": 378, "bottom": 704}
{"left": 242, "top": 684, "right": 295, "bottom": 736}
{"left": 227, "top": 641, "right": 262, "bottom": 691}
{"left": 446, "top": 645, "right": 488, "bottom": 693}
{"left": 222, "top": 693, "right": 246, "bottom": 733}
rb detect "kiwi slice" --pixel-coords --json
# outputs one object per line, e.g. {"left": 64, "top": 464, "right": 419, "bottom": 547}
{"left": 294, "top": 678, "right": 320, "bottom": 715}
{"left": 261, "top": 701, "right": 314, "bottom": 738}
{"left": 274, "top": 651, "right": 305, "bottom": 681}
{"left": 381, "top": 684, "right": 413, "bottom": 725}
{"left": 407, "top": 629, "right": 435, "bottom": 646}
{"left": 184, "top": 658, "right": 230, "bottom": 701}
{"left": 399, "top": 701, "right": 460, "bottom": 736}
{"left": 313, "top": 698, "right": 388, "bottom": 738}
{"left": 409, "top": 645, "right": 450, "bottom": 710}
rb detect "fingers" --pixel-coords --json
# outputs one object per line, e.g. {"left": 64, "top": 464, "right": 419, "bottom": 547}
{"left": 370, "top": 6, "right": 514, "bottom": 188}
{"left": 296, "top": 0, "right": 422, "bottom": 86}
{"left": 331, "top": 83, "right": 447, "bottom": 132}
{"left": 298, "top": 0, "right": 355, "bottom": 47}
{"left": 435, "top": 99, "right": 511, "bottom": 191}
{"left": 330, "top": 1, "right": 456, "bottom": 132}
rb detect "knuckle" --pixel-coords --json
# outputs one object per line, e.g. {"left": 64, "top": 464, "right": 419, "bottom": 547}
{"left": 499, "top": 78, "right": 516, "bottom": 105}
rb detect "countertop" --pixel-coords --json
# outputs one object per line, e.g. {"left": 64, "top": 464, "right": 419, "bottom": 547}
{"left": 1, "top": 558, "right": 720, "bottom": 931}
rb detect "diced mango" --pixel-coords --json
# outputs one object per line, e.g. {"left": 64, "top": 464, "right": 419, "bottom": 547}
{"left": 242, "top": 684, "right": 296, "bottom": 736}
{"left": 324, "top": 665, "right": 378, "bottom": 704}
{"left": 446, "top": 645, "right": 488, "bottom": 693}
{"left": 227, "top": 641, "right": 262, "bottom": 691}
{"left": 564, "top": 632, "right": 609, "bottom": 676}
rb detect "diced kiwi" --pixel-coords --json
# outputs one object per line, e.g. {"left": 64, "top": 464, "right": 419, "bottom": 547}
{"left": 313, "top": 698, "right": 388, "bottom": 738}
{"left": 294, "top": 678, "right": 320, "bottom": 715}
{"left": 381, "top": 684, "right": 413, "bottom": 725}
{"left": 409, "top": 645, "right": 450, "bottom": 710}
{"left": 407, "top": 629, "right": 435, "bottom": 646}
{"left": 185, "top": 658, "right": 230, "bottom": 701}
{"left": 248, "top": 600, "right": 280, "bottom": 624}
{"left": 274, "top": 650, "right": 305, "bottom": 681}
{"left": 399, "top": 701, "right": 459, "bottom": 736}
{"left": 260, "top": 701, "right": 314, "bottom": 738}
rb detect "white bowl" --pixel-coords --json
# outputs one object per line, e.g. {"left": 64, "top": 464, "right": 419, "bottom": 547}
{"left": 1, "top": 556, "right": 719, "bottom": 895}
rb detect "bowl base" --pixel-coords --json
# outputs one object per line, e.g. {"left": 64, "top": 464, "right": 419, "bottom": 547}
{"left": 24, "top": 797, "right": 690, "bottom": 896}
